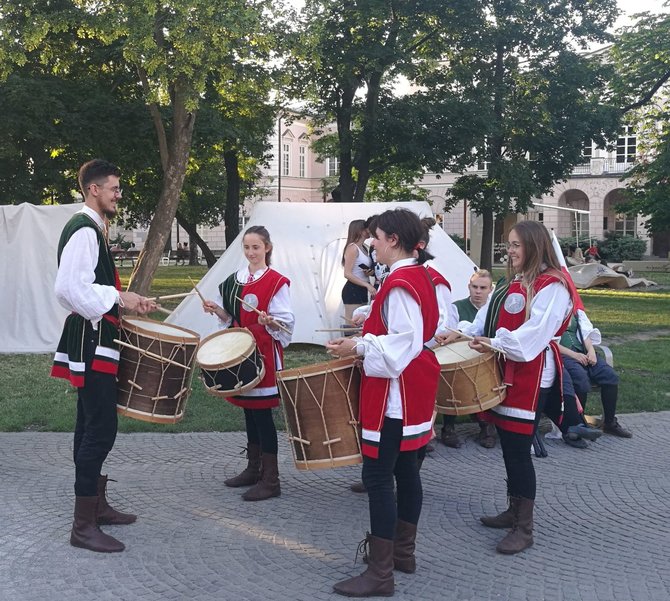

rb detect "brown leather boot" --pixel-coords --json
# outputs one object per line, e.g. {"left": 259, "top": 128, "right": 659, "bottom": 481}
{"left": 480, "top": 496, "right": 518, "bottom": 529}
{"left": 70, "top": 496, "right": 125, "bottom": 553}
{"left": 242, "top": 453, "right": 281, "bottom": 501}
{"left": 393, "top": 520, "right": 417, "bottom": 574}
{"left": 225, "top": 443, "right": 261, "bottom": 488}
{"left": 496, "top": 497, "right": 534, "bottom": 554}
{"left": 97, "top": 475, "right": 137, "bottom": 525}
{"left": 333, "top": 535, "right": 394, "bottom": 597}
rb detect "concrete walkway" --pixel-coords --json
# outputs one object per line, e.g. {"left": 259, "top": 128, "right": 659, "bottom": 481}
{"left": 1, "top": 412, "right": 668, "bottom": 601}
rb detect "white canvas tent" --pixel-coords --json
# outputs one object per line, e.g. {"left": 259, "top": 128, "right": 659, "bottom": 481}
{"left": 167, "top": 202, "right": 477, "bottom": 345}
{"left": 0, "top": 203, "right": 81, "bottom": 353}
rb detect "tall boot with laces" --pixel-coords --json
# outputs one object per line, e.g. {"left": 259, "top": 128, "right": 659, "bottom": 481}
{"left": 496, "top": 497, "right": 534, "bottom": 554}
{"left": 480, "top": 481, "right": 516, "bottom": 529}
{"left": 97, "top": 475, "right": 137, "bottom": 525}
{"left": 333, "top": 534, "right": 394, "bottom": 597}
{"left": 225, "top": 443, "right": 261, "bottom": 487}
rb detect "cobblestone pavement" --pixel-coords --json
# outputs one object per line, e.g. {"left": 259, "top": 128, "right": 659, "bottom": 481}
{"left": 1, "top": 412, "right": 668, "bottom": 601}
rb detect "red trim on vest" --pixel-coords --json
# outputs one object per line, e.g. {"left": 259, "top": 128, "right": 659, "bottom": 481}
{"left": 425, "top": 265, "right": 451, "bottom": 291}
{"left": 91, "top": 358, "right": 119, "bottom": 375}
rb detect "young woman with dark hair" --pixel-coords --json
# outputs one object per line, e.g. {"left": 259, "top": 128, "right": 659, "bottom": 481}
{"left": 326, "top": 208, "right": 439, "bottom": 597}
{"left": 202, "top": 226, "right": 294, "bottom": 501}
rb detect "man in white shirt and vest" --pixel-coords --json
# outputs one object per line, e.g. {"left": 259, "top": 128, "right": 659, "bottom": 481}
{"left": 52, "top": 159, "right": 155, "bottom": 553}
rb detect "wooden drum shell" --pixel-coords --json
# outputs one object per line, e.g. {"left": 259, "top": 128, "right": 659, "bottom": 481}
{"left": 278, "top": 358, "right": 362, "bottom": 470}
{"left": 116, "top": 317, "right": 200, "bottom": 424}
{"left": 434, "top": 341, "right": 506, "bottom": 416}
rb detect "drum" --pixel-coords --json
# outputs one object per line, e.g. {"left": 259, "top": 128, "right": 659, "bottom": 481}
{"left": 196, "top": 328, "right": 265, "bottom": 398}
{"left": 116, "top": 317, "right": 200, "bottom": 424}
{"left": 277, "top": 357, "right": 362, "bottom": 470}
{"left": 434, "top": 341, "right": 506, "bottom": 416}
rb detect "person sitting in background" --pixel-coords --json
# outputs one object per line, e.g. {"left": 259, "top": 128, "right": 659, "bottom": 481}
{"left": 438, "top": 269, "right": 497, "bottom": 449}
{"left": 566, "top": 244, "right": 584, "bottom": 266}
{"left": 585, "top": 241, "right": 601, "bottom": 263}
{"left": 558, "top": 309, "right": 632, "bottom": 438}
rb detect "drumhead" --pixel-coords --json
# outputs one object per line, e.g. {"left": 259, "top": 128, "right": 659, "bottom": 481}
{"left": 434, "top": 341, "right": 486, "bottom": 366}
{"left": 122, "top": 317, "right": 200, "bottom": 342}
{"left": 197, "top": 328, "right": 256, "bottom": 367}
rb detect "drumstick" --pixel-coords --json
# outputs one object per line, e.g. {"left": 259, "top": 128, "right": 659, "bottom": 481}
{"left": 235, "top": 295, "right": 292, "bottom": 335}
{"left": 340, "top": 314, "right": 356, "bottom": 324}
{"left": 149, "top": 291, "right": 195, "bottom": 302}
{"left": 316, "top": 328, "right": 362, "bottom": 333}
{"left": 153, "top": 306, "right": 173, "bottom": 316}
{"left": 113, "top": 339, "right": 191, "bottom": 370}
{"left": 442, "top": 326, "right": 506, "bottom": 356}
{"left": 188, "top": 277, "right": 207, "bottom": 303}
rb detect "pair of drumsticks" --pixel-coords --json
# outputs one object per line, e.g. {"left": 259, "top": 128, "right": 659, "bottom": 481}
{"left": 189, "top": 277, "right": 291, "bottom": 335}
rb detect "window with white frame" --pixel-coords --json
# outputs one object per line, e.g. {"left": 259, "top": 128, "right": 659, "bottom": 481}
{"left": 582, "top": 140, "right": 593, "bottom": 160}
{"left": 282, "top": 143, "right": 291, "bottom": 176}
{"left": 299, "top": 146, "right": 307, "bottom": 178}
{"left": 614, "top": 212, "right": 636, "bottom": 235}
{"left": 326, "top": 156, "right": 339, "bottom": 176}
{"left": 616, "top": 126, "right": 636, "bottom": 164}
{"left": 477, "top": 139, "right": 489, "bottom": 171}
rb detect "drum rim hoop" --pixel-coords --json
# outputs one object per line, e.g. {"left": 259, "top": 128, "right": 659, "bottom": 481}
{"left": 277, "top": 356, "right": 357, "bottom": 381}
{"left": 121, "top": 316, "right": 200, "bottom": 344}
{"left": 435, "top": 346, "right": 495, "bottom": 368}
{"left": 196, "top": 327, "right": 258, "bottom": 369}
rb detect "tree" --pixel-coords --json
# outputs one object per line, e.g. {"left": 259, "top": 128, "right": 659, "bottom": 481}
{"left": 612, "top": 7, "right": 670, "bottom": 234}
{"left": 0, "top": 0, "right": 286, "bottom": 294}
{"left": 292, "top": 0, "right": 478, "bottom": 202}
{"left": 438, "top": 0, "right": 622, "bottom": 269}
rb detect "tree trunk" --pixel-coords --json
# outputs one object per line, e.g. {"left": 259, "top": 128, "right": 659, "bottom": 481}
{"left": 478, "top": 41, "right": 506, "bottom": 272}
{"left": 353, "top": 71, "right": 382, "bottom": 202}
{"left": 223, "top": 149, "right": 241, "bottom": 248}
{"left": 176, "top": 210, "right": 216, "bottom": 268}
{"left": 480, "top": 207, "right": 494, "bottom": 271}
{"left": 336, "top": 84, "right": 357, "bottom": 202}
{"left": 128, "top": 85, "right": 196, "bottom": 295}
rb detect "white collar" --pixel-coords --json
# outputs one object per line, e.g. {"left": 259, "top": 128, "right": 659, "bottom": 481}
{"left": 389, "top": 257, "right": 418, "bottom": 272}
{"left": 80, "top": 205, "right": 105, "bottom": 232}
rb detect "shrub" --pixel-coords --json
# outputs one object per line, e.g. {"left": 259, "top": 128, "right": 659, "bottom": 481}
{"left": 449, "top": 233, "right": 467, "bottom": 251}
{"left": 598, "top": 233, "right": 647, "bottom": 262}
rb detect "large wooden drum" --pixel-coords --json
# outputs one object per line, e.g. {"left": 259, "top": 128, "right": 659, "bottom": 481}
{"left": 196, "top": 328, "right": 265, "bottom": 398}
{"left": 434, "top": 341, "right": 506, "bottom": 416}
{"left": 116, "top": 317, "right": 200, "bottom": 424}
{"left": 277, "top": 357, "right": 362, "bottom": 470}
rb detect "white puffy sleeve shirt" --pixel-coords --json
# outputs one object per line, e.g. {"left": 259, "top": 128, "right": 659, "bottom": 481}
{"left": 354, "top": 258, "right": 426, "bottom": 419}
{"left": 460, "top": 281, "right": 572, "bottom": 388}
{"left": 54, "top": 207, "right": 119, "bottom": 329}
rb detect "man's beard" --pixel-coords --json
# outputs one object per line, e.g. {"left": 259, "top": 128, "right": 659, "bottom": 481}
{"left": 103, "top": 208, "right": 117, "bottom": 219}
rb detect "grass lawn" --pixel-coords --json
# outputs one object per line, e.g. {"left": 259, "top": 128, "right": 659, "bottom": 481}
{"left": 1, "top": 266, "right": 667, "bottom": 432}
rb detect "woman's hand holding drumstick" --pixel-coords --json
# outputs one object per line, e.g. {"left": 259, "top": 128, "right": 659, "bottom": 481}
{"left": 325, "top": 337, "right": 360, "bottom": 359}
{"left": 442, "top": 326, "right": 506, "bottom": 356}
{"left": 235, "top": 296, "right": 292, "bottom": 335}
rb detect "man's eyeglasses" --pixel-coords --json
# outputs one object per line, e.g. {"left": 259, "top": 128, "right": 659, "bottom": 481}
{"left": 90, "top": 183, "right": 123, "bottom": 196}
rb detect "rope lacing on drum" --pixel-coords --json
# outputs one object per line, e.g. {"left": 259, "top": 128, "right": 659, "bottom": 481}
{"left": 354, "top": 532, "right": 372, "bottom": 566}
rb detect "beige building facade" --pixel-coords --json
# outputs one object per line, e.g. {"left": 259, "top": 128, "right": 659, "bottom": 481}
{"left": 111, "top": 115, "right": 661, "bottom": 262}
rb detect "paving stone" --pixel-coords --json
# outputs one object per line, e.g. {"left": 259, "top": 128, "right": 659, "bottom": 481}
{"left": 0, "top": 412, "right": 668, "bottom": 600}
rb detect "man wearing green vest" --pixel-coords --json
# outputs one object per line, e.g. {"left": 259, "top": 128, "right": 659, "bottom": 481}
{"left": 51, "top": 159, "right": 156, "bottom": 553}
{"left": 440, "top": 270, "right": 497, "bottom": 449}
{"left": 558, "top": 309, "right": 631, "bottom": 438}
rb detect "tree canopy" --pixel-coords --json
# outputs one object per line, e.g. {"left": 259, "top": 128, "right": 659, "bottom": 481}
{"left": 612, "top": 6, "right": 670, "bottom": 234}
